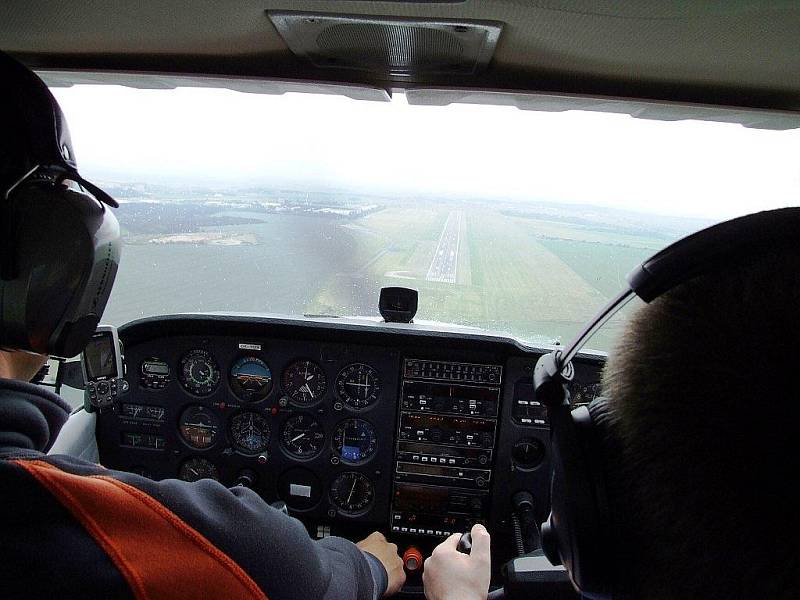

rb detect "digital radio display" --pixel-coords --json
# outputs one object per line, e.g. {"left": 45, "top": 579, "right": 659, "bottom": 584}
{"left": 403, "top": 381, "right": 499, "bottom": 403}
{"left": 394, "top": 484, "right": 450, "bottom": 513}
{"left": 403, "top": 413, "right": 495, "bottom": 433}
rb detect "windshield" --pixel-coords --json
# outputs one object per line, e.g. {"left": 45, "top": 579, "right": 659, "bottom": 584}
{"left": 50, "top": 82, "right": 800, "bottom": 352}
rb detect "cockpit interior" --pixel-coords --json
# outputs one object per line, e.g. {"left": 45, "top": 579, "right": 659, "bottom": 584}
{"left": 2, "top": 2, "right": 799, "bottom": 599}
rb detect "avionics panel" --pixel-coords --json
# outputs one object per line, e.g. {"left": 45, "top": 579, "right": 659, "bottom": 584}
{"left": 391, "top": 358, "right": 501, "bottom": 537}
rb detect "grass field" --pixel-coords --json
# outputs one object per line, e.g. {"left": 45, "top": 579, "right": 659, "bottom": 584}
{"left": 105, "top": 202, "right": 676, "bottom": 353}
{"left": 305, "top": 204, "right": 668, "bottom": 349}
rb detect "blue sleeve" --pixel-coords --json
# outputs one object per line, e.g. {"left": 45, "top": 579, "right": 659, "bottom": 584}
{"left": 149, "top": 479, "right": 382, "bottom": 600}
{"left": 362, "top": 551, "right": 389, "bottom": 599}
{"left": 43, "top": 455, "right": 381, "bottom": 600}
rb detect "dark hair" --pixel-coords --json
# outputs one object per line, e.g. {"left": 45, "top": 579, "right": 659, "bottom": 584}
{"left": 601, "top": 242, "right": 800, "bottom": 599}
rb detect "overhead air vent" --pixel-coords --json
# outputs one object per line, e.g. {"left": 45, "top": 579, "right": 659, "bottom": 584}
{"left": 268, "top": 11, "right": 502, "bottom": 77}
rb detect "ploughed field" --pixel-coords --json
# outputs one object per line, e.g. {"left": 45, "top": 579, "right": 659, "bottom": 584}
{"left": 103, "top": 200, "right": 691, "bottom": 352}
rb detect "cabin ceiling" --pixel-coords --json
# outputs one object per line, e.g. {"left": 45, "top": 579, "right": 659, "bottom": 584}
{"left": 1, "top": 1, "right": 799, "bottom": 111}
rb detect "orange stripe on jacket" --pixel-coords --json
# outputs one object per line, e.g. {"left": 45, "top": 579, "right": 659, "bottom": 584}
{"left": 14, "top": 460, "right": 267, "bottom": 600}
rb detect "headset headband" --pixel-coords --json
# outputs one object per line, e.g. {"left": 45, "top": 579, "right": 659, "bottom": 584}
{"left": 4, "top": 163, "right": 118, "bottom": 207}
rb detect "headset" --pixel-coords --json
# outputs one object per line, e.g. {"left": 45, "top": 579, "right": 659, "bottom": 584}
{"left": 532, "top": 207, "right": 800, "bottom": 599}
{"left": 0, "top": 52, "right": 121, "bottom": 358}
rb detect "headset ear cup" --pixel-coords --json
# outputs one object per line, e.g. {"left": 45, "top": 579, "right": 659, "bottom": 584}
{"left": 586, "top": 397, "right": 614, "bottom": 440}
{"left": 0, "top": 182, "right": 120, "bottom": 356}
{"left": 544, "top": 400, "right": 614, "bottom": 599}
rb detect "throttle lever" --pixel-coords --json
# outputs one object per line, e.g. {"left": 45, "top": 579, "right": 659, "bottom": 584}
{"left": 456, "top": 532, "right": 472, "bottom": 554}
{"left": 457, "top": 530, "right": 505, "bottom": 599}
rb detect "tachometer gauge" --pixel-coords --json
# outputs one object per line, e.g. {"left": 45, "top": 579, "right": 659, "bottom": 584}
{"left": 178, "top": 457, "right": 219, "bottom": 482}
{"left": 282, "top": 360, "right": 326, "bottom": 406}
{"left": 329, "top": 472, "right": 374, "bottom": 515}
{"left": 230, "top": 411, "right": 271, "bottom": 455}
{"left": 178, "top": 405, "right": 220, "bottom": 449}
{"left": 230, "top": 356, "right": 272, "bottom": 402}
{"left": 333, "top": 419, "right": 377, "bottom": 463}
{"left": 336, "top": 363, "right": 381, "bottom": 409}
{"left": 281, "top": 414, "right": 325, "bottom": 458}
{"left": 179, "top": 349, "right": 220, "bottom": 396}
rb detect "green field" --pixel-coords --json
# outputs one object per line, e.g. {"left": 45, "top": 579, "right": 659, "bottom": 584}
{"left": 304, "top": 206, "right": 667, "bottom": 350}
{"left": 105, "top": 202, "right": 674, "bottom": 353}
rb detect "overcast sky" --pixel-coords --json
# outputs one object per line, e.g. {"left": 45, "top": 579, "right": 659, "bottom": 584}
{"left": 51, "top": 85, "right": 800, "bottom": 220}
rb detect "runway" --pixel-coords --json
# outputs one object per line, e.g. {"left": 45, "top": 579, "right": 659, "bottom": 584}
{"left": 426, "top": 210, "right": 462, "bottom": 284}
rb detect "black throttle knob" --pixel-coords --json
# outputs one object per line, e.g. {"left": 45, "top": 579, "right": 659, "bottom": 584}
{"left": 456, "top": 532, "right": 472, "bottom": 554}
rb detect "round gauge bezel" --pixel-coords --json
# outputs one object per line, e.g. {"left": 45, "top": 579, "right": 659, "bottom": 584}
{"left": 229, "top": 410, "right": 271, "bottom": 456}
{"left": 332, "top": 418, "right": 378, "bottom": 464}
{"left": 335, "top": 363, "right": 381, "bottom": 410}
{"left": 279, "top": 413, "right": 325, "bottom": 460}
{"left": 281, "top": 359, "right": 327, "bottom": 407}
{"left": 178, "top": 456, "right": 220, "bottom": 482}
{"left": 178, "top": 404, "right": 221, "bottom": 450}
{"left": 329, "top": 471, "right": 375, "bottom": 516}
{"left": 178, "top": 349, "right": 221, "bottom": 396}
{"left": 229, "top": 355, "right": 273, "bottom": 403}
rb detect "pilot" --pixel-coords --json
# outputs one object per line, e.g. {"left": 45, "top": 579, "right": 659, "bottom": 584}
{"left": 0, "top": 49, "right": 497, "bottom": 600}
{"left": 0, "top": 51, "right": 412, "bottom": 600}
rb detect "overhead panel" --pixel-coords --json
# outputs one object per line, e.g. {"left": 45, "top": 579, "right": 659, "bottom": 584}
{"left": 268, "top": 11, "right": 502, "bottom": 78}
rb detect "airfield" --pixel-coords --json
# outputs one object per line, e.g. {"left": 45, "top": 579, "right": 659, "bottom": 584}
{"left": 102, "top": 195, "right": 690, "bottom": 352}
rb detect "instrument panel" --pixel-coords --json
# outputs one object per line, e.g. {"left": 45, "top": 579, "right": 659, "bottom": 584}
{"left": 102, "top": 330, "right": 401, "bottom": 526}
{"left": 96, "top": 314, "right": 604, "bottom": 588}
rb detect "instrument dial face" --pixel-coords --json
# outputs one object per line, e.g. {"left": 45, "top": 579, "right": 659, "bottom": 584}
{"left": 282, "top": 360, "right": 326, "bottom": 406}
{"left": 336, "top": 363, "right": 381, "bottom": 409}
{"left": 281, "top": 414, "right": 325, "bottom": 458}
{"left": 333, "top": 419, "right": 377, "bottom": 464}
{"left": 329, "top": 471, "right": 374, "bottom": 515}
{"left": 178, "top": 457, "right": 220, "bottom": 482}
{"left": 230, "top": 356, "right": 273, "bottom": 402}
{"left": 178, "top": 405, "right": 220, "bottom": 449}
{"left": 179, "top": 349, "right": 220, "bottom": 396}
{"left": 230, "top": 411, "right": 271, "bottom": 455}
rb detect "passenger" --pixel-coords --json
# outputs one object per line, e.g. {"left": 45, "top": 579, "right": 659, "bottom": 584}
{"left": 595, "top": 241, "right": 800, "bottom": 599}
{"left": 0, "top": 51, "right": 407, "bottom": 600}
{"left": 428, "top": 239, "right": 800, "bottom": 599}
